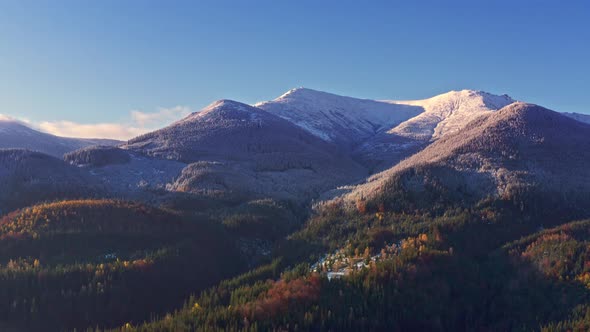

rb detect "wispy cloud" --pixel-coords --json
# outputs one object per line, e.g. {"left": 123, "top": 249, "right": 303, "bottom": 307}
{"left": 31, "top": 106, "right": 193, "bottom": 140}
{"left": 131, "top": 106, "right": 192, "bottom": 128}
{"left": 37, "top": 121, "right": 146, "bottom": 141}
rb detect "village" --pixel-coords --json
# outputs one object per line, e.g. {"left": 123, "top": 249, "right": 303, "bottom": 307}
{"left": 311, "top": 241, "right": 403, "bottom": 281}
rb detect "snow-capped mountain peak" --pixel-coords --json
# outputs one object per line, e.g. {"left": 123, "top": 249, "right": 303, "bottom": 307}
{"left": 255, "top": 88, "right": 423, "bottom": 145}
{"left": 275, "top": 87, "right": 318, "bottom": 99}
{"left": 407, "top": 89, "right": 514, "bottom": 108}
{"left": 194, "top": 99, "right": 253, "bottom": 116}
{"left": 203, "top": 99, "right": 252, "bottom": 111}
{"left": 386, "top": 89, "right": 516, "bottom": 140}
{"left": 176, "top": 99, "right": 262, "bottom": 126}
{"left": 255, "top": 88, "right": 516, "bottom": 145}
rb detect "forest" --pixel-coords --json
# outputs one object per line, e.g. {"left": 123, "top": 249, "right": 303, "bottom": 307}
{"left": 2, "top": 137, "right": 590, "bottom": 331}
{"left": 26, "top": 173, "right": 587, "bottom": 331}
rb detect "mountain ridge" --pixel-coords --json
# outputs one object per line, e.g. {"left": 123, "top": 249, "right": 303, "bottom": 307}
{"left": 0, "top": 119, "right": 120, "bottom": 158}
{"left": 122, "top": 99, "right": 367, "bottom": 201}
{"left": 385, "top": 89, "right": 516, "bottom": 140}
{"left": 255, "top": 87, "right": 423, "bottom": 145}
{"left": 336, "top": 102, "right": 590, "bottom": 210}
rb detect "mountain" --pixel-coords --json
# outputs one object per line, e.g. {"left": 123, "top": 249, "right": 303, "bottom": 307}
{"left": 256, "top": 88, "right": 515, "bottom": 170}
{"left": 0, "top": 119, "right": 120, "bottom": 157}
{"left": 64, "top": 145, "right": 132, "bottom": 167}
{"left": 255, "top": 88, "right": 423, "bottom": 147}
{"left": 354, "top": 90, "right": 515, "bottom": 169}
{"left": 339, "top": 102, "right": 590, "bottom": 214}
{"left": 385, "top": 89, "right": 515, "bottom": 140}
{"left": 0, "top": 149, "right": 104, "bottom": 213}
{"left": 123, "top": 100, "right": 366, "bottom": 201}
{"left": 64, "top": 145, "right": 186, "bottom": 196}
{"left": 563, "top": 111, "right": 590, "bottom": 124}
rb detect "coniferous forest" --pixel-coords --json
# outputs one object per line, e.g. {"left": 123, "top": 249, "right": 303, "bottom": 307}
{"left": 0, "top": 171, "right": 589, "bottom": 331}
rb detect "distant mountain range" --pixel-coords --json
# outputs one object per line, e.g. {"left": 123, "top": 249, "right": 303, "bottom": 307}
{"left": 1, "top": 88, "right": 590, "bottom": 209}
{"left": 0, "top": 119, "right": 120, "bottom": 157}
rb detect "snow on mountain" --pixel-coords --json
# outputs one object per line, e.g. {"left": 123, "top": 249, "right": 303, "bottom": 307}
{"left": 124, "top": 99, "right": 349, "bottom": 163}
{"left": 255, "top": 88, "right": 423, "bottom": 146}
{"left": 255, "top": 88, "right": 516, "bottom": 171}
{"left": 345, "top": 90, "right": 513, "bottom": 170}
{"left": 65, "top": 145, "right": 187, "bottom": 196}
{"left": 256, "top": 88, "right": 515, "bottom": 148}
{"left": 123, "top": 99, "right": 367, "bottom": 201}
{"left": 0, "top": 119, "right": 120, "bottom": 157}
{"left": 385, "top": 90, "right": 516, "bottom": 140}
{"left": 334, "top": 102, "right": 590, "bottom": 207}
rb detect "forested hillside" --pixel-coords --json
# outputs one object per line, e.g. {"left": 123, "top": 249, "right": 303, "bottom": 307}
{"left": 111, "top": 212, "right": 590, "bottom": 332}
{"left": 0, "top": 150, "right": 104, "bottom": 214}
{"left": 0, "top": 200, "right": 245, "bottom": 331}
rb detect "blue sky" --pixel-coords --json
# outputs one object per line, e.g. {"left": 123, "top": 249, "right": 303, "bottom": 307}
{"left": 1, "top": 0, "right": 589, "bottom": 138}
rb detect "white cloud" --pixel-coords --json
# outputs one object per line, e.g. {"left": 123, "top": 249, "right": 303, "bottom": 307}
{"left": 37, "top": 121, "right": 146, "bottom": 140}
{"left": 34, "top": 106, "right": 192, "bottom": 140}
{"left": 131, "top": 106, "right": 192, "bottom": 128}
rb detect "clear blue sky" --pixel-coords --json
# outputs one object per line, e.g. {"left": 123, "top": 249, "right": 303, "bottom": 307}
{"left": 1, "top": 0, "right": 589, "bottom": 137}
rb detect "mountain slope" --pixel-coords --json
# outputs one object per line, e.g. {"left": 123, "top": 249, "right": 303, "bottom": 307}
{"left": 563, "top": 112, "right": 590, "bottom": 125}
{"left": 340, "top": 103, "right": 590, "bottom": 213}
{"left": 256, "top": 88, "right": 515, "bottom": 170}
{"left": 0, "top": 149, "right": 104, "bottom": 213}
{"left": 354, "top": 90, "right": 514, "bottom": 170}
{"left": 385, "top": 89, "right": 515, "bottom": 140}
{"left": 257, "top": 89, "right": 514, "bottom": 145}
{"left": 255, "top": 88, "right": 423, "bottom": 146}
{"left": 123, "top": 100, "right": 367, "bottom": 201}
{"left": 0, "top": 199, "right": 244, "bottom": 331}
{"left": 0, "top": 119, "right": 120, "bottom": 157}
{"left": 64, "top": 145, "right": 186, "bottom": 196}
